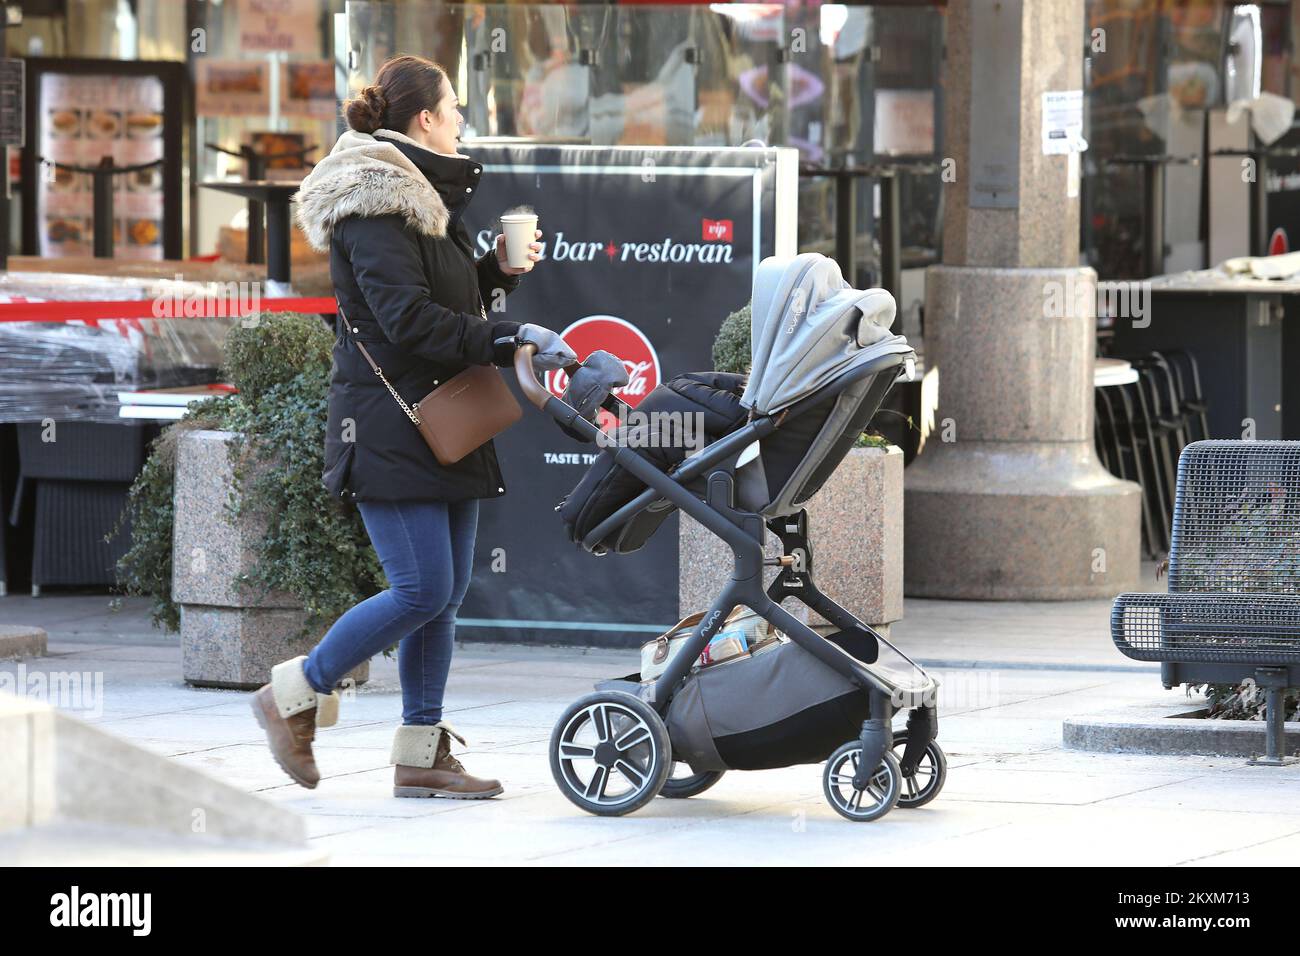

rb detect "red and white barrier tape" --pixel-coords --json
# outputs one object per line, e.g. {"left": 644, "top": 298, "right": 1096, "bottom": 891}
{"left": 0, "top": 296, "right": 337, "bottom": 324}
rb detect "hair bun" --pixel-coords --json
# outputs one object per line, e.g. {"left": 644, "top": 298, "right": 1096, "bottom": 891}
{"left": 345, "top": 84, "right": 388, "bottom": 134}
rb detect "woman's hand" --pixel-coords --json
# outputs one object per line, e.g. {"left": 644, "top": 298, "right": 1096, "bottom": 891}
{"left": 494, "top": 230, "right": 543, "bottom": 275}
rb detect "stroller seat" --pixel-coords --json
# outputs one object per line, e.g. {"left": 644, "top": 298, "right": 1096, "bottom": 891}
{"left": 561, "top": 303, "right": 914, "bottom": 555}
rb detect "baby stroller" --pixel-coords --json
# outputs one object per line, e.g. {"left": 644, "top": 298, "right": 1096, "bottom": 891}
{"left": 512, "top": 253, "right": 943, "bottom": 822}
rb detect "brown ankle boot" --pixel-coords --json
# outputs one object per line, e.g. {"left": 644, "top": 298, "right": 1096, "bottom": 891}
{"left": 250, "top": 656, "right": 340, "bottom": 790}
{"left": 391, "top": 722, "right": 503, "bottom": 799}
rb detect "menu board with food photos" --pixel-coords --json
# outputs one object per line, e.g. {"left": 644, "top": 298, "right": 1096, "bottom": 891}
{"left": 21, "top": 58, "right": 185, "bottom": 261}
{"left": 280, "top": 61, "right": 334, "bottom": 120}
{"left": 246, "top": 131, "right": 311, "bottom": 181}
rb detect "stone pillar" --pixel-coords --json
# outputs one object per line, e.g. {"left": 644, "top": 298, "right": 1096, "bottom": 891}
{"left": 903, "top": 0, "right": 1141, "bottom": 599}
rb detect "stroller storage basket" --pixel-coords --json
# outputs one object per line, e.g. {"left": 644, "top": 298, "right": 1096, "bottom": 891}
{"left": 666, "top": 639, "right": 870, "bottom": 772}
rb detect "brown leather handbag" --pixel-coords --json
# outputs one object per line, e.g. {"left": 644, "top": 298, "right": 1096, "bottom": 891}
{"left": 338, "top": 302, "right": 522, "bottom": 466}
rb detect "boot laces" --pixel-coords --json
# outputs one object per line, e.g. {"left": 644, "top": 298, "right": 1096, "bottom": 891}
{"left": 443, "top": 752, "right": 467, "bottom": 773}
{"left": 289, "top": 712, "right": 316, "bottom": 746}
{"left": 438, "top": 739, "right": 466, "bottom": 774}
{"left": 434, "top": 722, "right": 468, "bottom": 773}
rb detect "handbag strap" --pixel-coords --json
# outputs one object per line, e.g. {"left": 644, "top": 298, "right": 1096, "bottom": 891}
{"left": 337, "top": 301, "right": 422, "bottom": 427}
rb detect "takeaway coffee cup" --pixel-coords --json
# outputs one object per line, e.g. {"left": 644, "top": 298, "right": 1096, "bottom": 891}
{"left": 501, "top": 212, "right": 539, "bottom": 270}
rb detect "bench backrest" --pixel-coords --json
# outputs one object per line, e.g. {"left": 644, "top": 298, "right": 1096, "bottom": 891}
{"left": 1169, "top": 440, "right": 1300, "bottom": 595}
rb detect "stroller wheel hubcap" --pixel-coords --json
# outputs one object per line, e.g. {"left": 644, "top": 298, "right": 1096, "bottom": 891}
{"left": 593, "top": 741, "right": 621, "bottom": 768}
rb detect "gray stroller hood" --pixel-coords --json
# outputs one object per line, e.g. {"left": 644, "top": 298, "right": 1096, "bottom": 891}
{"left": 731, "top": 253, "right": 916, "bottom": 519}
{"left": 741, "top": 253, "right": 913, "bottom": 416}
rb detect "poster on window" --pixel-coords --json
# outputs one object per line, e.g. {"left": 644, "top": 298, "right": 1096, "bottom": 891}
{"left": 196, "top": 60, "right": 269, "bottom": 118}
{"left": 457, "top": 144, "right": 797, "bottom": 647}
{"left": 36, "top": 71, "right": 165, "bottom": 260}
{"left": 280, "top": 61, "right": 335, "bottom": 120}
{"left": 238, "top": 0, "right": 320, "bottom": 56}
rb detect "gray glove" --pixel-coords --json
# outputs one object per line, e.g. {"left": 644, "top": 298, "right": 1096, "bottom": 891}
{"left": 564, "top": 350, "right": 629, "bottom": 422}
{"left": 517, "top": 323, "right": 577, "bottom": 371}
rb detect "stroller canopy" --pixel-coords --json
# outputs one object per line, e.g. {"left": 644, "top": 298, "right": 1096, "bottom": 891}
{"left": 741, "top": 253, "right": 912, "bottom": 415}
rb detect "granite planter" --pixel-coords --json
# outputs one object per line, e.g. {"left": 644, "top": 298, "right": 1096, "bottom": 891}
{"left": 172, "top": 430, "right": 368, "bottom": 690}
{"left": 679, "top": 445, "right": 904, "bottom": 637}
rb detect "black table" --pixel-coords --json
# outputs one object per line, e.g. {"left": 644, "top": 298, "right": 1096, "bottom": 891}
{"left": 200, "top": 180, "right": 301, "bottom": 285}
{"left": 1101, "top": 154, "right": 1199, "bottom": 279}
{"left": 1111, "top": 275, "right": 1300, "bottom": 441}
{"left": 798, "top": 161, "right": 937, "bottom": 324}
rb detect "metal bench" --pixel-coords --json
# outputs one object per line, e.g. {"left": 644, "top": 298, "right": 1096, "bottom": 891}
{"left": 1111, "top": 440, "right": 1300, "bottom": 765}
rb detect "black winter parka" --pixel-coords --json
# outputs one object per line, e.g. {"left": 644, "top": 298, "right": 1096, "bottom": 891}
{"left": 293, "top": 127, "right": 524, "bottom": 503}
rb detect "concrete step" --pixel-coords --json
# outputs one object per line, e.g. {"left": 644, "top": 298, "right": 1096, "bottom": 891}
{"left": 0, "top": 822, "right": 326, "bottom": 866}
{"left": 0, "top": 626, "right": 46, "bottom": 661}
{"left": 0, "top": 691, "right": 323, "bottom": 865}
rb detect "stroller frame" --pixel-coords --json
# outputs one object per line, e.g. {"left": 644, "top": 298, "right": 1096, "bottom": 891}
{"left": 515, "top": 345, "right": 941, "bottom": 820}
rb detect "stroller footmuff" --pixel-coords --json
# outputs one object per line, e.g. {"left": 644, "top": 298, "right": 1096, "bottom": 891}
{"left": 514, "top": 253, "right": 943, "bottom": 822}
{"left": 557, "top": 371, "right": 748, "bottom": 553}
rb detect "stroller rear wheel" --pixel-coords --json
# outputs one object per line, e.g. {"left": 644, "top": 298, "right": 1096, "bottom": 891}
{"left": 892, "top": 735, "right": 947, "bottom": 808}
{"left": 659, "top": 763, "right": 726, "bottom": 799}
{"left": 549, "top": 691, "right": 671, "bottom": 816}
{"left": 823, "top": 743, "right": 901, "bottom": 822}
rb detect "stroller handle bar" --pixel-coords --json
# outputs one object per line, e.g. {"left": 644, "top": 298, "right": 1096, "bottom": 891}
{"left": 513, "top": 342, "right": 636, "bottom": 423}
{"left": 513, "top": 342, "right": 555, "bottom": 410}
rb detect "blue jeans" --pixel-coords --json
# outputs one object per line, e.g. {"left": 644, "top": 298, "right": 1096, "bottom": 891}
{"left": 303, "top": 498, "right": 479, "bottom": 725}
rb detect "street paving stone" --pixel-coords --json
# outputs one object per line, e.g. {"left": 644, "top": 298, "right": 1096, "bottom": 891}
{"left": 1, "top": 583, "right": 1293, "bottom": 866}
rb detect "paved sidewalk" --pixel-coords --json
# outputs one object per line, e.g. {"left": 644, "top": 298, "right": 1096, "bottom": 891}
{"left": 5, "top": 580, "right": 1300, "bottom": 866}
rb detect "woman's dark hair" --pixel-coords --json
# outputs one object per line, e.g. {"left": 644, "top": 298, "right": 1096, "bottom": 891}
{"left": 343, "top": 55, "right": 449, "bottom": 135}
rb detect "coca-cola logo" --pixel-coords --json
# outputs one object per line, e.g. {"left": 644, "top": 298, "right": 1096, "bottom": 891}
{"left": 545, "top": 316, "right": 661, "bottom": 420}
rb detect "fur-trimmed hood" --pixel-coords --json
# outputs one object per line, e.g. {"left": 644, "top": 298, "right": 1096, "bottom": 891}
{"left": 293, "top": 128, "right": 456, "bottom": 252}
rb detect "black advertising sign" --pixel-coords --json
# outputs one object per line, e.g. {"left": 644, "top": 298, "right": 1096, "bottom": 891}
{"left": 20, "top": 58, "right": 186, "bottom": 261}
{"left": 458, "top": 144, "right": 795, "bottom": 646}
{"left": 1266, "top": 124, "right": 1300, "bottom": 255}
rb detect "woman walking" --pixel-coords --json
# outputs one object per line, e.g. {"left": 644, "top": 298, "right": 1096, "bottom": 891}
{"left": 251, "top": 55, "right": 570, "bottom": 799}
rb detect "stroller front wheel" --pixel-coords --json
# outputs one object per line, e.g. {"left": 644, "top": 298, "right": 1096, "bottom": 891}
{"left": 891, "top": 735, "right": 947, "bottom": 808}
{"left": 823, "top": 743, "right": 901, "bottom": 822}
{"left": 549, "top": 691, "right": 671, "bottom": 817}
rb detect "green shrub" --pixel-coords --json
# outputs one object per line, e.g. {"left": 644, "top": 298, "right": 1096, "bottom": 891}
{"left": 713, "top": 303, "right": 751, "bottom": 374}
{"left": 223, "top": 311, "right": 335, "bottom": 407}
{"left": 112, "top": 312, "right": 384, "bottom": 635}
{"left": 854, "top": 432, "right": 891, "bottom": 449}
